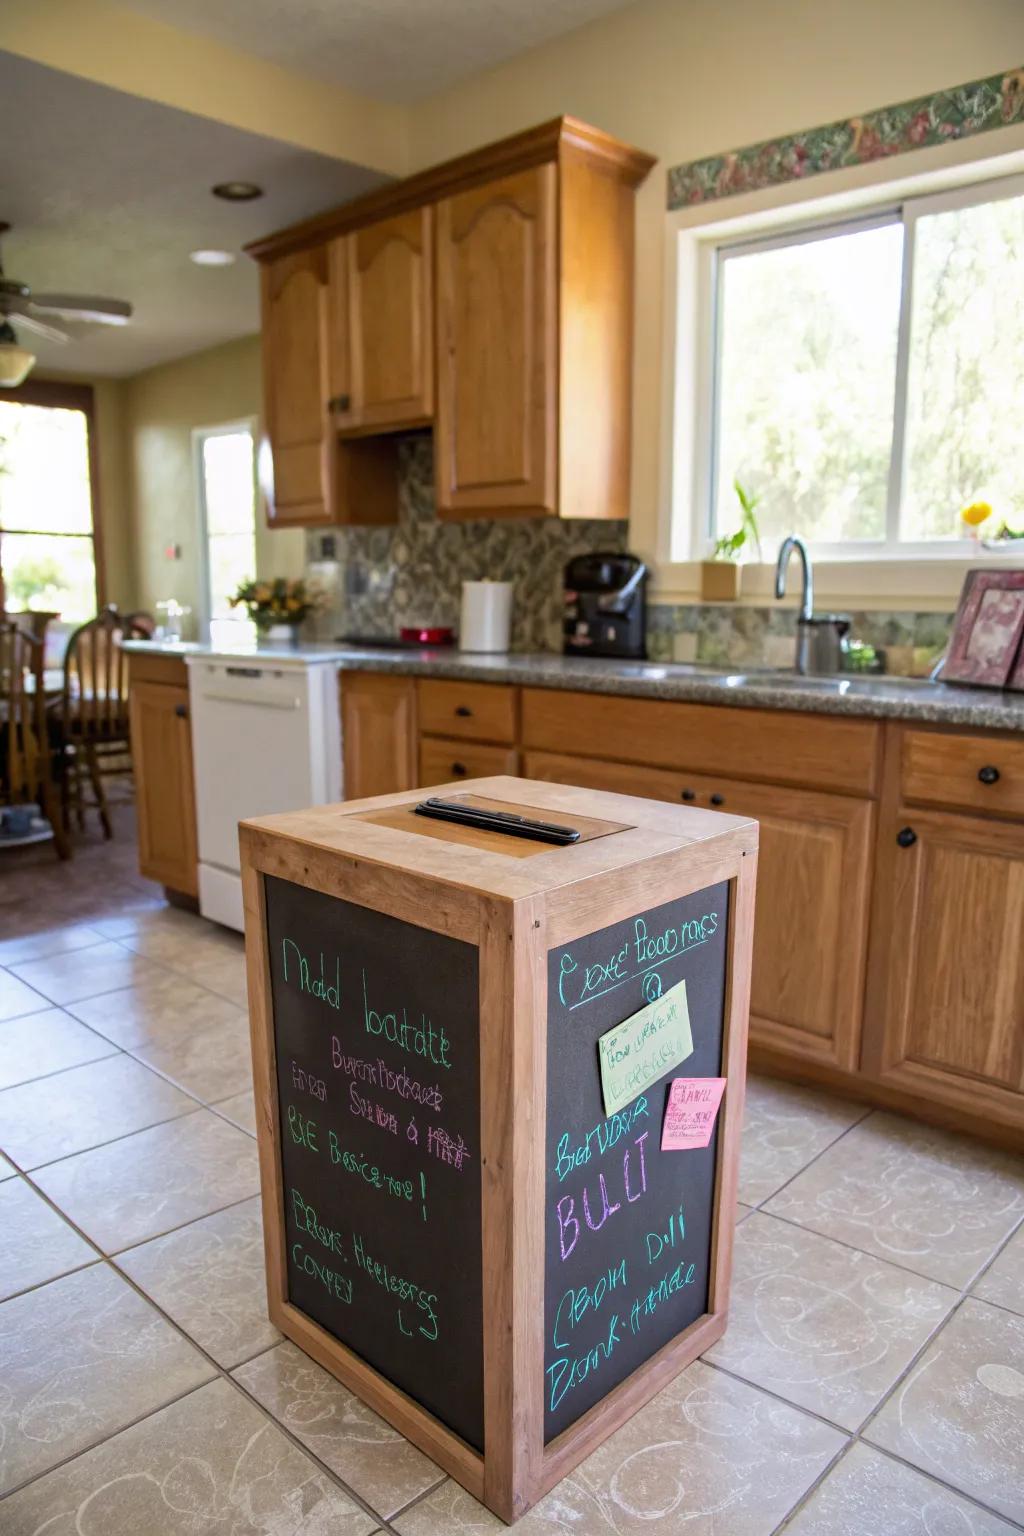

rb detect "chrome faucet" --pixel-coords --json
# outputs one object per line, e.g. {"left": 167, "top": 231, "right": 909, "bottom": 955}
{"left": 775, "top": 535, "right": 849, "bottom": 675}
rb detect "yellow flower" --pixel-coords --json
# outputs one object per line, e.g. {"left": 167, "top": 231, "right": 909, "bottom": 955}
{"left": 961, "top": 501, "right": 992, "bottom": 528}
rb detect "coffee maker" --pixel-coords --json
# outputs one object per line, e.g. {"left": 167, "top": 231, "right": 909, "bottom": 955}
{"left": 563, "top": 552, "right": 647, "bottom": 659}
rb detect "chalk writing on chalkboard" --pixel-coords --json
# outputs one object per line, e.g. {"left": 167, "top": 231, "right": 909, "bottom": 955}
{"left": 597, "top": 977, "right": 694, "bottom": 1115}
{"left": 544, "top": 883, "right": 729, "bottom": 1442}
{"left": 265, "top": 875, "right": 484, "bottom": 1452}
{"left": 661, "top": 1077, "right": 727, "bottom": 1151}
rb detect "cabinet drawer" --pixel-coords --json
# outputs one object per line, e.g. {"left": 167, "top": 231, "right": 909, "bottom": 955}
{"left": 522, "top": 689, "right": 880, "bottom": 796}
{"left": 417, "top": 679, "right": 517, "bottom": 743}
{"left": 901, "top": 729, "right": 1024, "bottom": 819}
{"left": 419, "top": 736, "right": 517, "bottom": 785}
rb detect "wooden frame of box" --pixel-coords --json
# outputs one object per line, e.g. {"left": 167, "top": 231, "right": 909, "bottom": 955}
{"left": 240, "top": 774, "right": 758, "bottom": 1523}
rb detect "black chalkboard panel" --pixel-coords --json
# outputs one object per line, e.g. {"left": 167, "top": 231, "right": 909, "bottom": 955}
{"left": 264, "top": 874, "right": 484, "bottom": 1451}
{"left": 544, "top": 881, "right": 729, "bottom": 1442}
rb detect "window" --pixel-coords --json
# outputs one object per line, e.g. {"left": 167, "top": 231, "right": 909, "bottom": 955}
{"left": 0, "top": 381, "right": 101, "bottom": 619}
{"left": 195, "top": 422, "right": 257, "bottom": 632}
{"left": 704, "top": 174, "right": 1024, "bottom": 557}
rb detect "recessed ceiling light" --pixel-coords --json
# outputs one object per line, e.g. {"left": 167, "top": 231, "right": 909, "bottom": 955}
{"left": 212, "top": 181, "right": 263, "bottom": 202}
{"left": 190, "top": 249, "right": 236, "bottom": 267}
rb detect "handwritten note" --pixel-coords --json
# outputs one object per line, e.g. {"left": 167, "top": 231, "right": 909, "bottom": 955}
{"left": 661, "top": 1077, "right": 727, "bottom": 1151}
{"left": 598, "top": 978, "right": 693, "bottom": 1116}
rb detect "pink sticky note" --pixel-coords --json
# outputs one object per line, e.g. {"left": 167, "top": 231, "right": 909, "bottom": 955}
{"left": 661, "top": 1077, "right": 727, "bottom": 1150}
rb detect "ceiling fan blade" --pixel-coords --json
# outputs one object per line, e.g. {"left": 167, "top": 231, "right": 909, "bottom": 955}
{"left": 3, "top": 303, "right": 70, "bottom": 344}
{"left": 29, "top": 293, "right": 133, "bottom": 326}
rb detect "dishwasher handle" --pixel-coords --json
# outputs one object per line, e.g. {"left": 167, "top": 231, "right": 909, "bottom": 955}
{"left": 199, "top": 688, "right": 302, "bottom": 711}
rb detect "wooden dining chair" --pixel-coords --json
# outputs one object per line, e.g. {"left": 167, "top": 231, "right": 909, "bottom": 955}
{"left": 0, "top": 621, "right": 69, "bottom": 859}
{"left": 56, "top": 605, "right": 142, "bottom": 839}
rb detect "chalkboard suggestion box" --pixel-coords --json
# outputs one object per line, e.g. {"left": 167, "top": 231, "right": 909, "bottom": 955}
{"left": 240, "top": 774, "right": 757, "bottom": 1523}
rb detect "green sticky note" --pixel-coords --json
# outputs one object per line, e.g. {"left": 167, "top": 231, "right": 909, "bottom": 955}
{"left": 597, "top": 978, "right": 693, "bottom": 1116}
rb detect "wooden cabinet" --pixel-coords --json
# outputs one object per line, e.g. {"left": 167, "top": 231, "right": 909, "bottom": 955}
{"left": 417, "top": 678, "right": 517, "bottom": 743}
{"left": 341, "top": 673, "right": 416, "bottom": 800}
{"left": 420, "top": 737, "right": 518, "bottom": 785}
{"left": 435, "top": 166, "right": 557, "bottom": 516}
{"left": 524, "top": 749, "right": 873, "bottom": 1071}
{"left": 864, "top": 804, "right": 1024, "bottom": 1135}
{"left": 328, "top": 208, "right": 433, "bottom": 436}
{"left": 130, "top": 669, "right": 198, "bottom": 897}
{"left": 259, "top": 248, "right": 332, "bottom": 527}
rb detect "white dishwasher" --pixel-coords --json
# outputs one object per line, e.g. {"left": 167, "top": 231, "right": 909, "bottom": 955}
{"left": 187, "top": 655, "right": 341, "bottom": 931}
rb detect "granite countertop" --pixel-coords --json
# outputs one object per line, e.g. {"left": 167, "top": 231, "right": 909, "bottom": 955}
{"left": 122, "top": 638, "right": 1024, "bottom": 731}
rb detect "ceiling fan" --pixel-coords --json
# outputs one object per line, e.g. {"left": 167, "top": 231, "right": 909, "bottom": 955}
{"left": 0, "top": 222, "right": 133, "bottom": 386}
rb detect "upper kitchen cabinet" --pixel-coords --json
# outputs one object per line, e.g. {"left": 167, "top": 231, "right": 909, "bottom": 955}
{"left": 247, "top": 118, "right": 655, "bottom": 525}
{"left": 328, "top": 208, "right": 434, "bottom": 436}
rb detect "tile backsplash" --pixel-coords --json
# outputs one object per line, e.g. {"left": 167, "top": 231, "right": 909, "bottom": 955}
{"left": 306, "top": 435, "right": 628, "bottom": 651}
{"left": 307, "top": 435, "right": 953, "bottom": 675}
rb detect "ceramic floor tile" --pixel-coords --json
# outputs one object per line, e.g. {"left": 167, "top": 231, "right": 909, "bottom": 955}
{"left": 392, "top": 1360, "right": 845, "bottom": 1535}
{"left": 0, "top": 1151, "right": 15, "bottom": 1180}
{"left": 0, "top": 1007, "right": 118, "bottom": 1091}
{"left": 213, "top": 1087, "right": 258, "bottom": 1135}
{"left": 117, "top": 918, "right": 245, "bottom": 972}
{"left": 91, "top": 904, "right": 222, "bottom": 942}
{"left": 117, "top": 1196, "right": 280, "bottom": 1367}
{"left": 235, "top": 1340, "right": 445, "bottom": 1519}
{"left": 33, "top": 1108, "right": 260, "bottom": 1252}
{"left": 765, "top": 1113, "right": 1024, "bottom": 1287}
{"left": 0, "top": 1052, "right": 195, "bottom": 1170}
{"left": 128, "top": 1005, "right": 253, "bottom": 1101}
{"left": 8, "top": 940, "right": 166, "bottom": 1006}
{"left": 703, "top": 1213, "right": 957, "bottom": 1431}
{"left": 784, "top": 1441, "right": 1018, "bottom": 1535}
{"left": 0, "top": 923, "right": 107, "bottom": 966}
{"left": 0, "top": 1178, "right": 96, "bottom": 1300}
{"left": 0, "top": 1262, "right": 215, "bottom": 1494}
{"left": 867, "top": 1298, "right": 1024, "bottom": 1524}
{"left": 0, "top": 968, "right": 51, "bottom": 1023}
{"left": 189, "top": 948, "right": 249, "bottom": 1009}
{"left": 0, "top": 1375, "right": 377, "bottom": 1534}
{"left": 972, "top": 1224, "right": 1024, "bottom": 1317}
{"left": 68, "top": 968, "right": 244, "bottom": 1048}
{"left": 738, "top": 1076, "right": 867, "bottom": 1206}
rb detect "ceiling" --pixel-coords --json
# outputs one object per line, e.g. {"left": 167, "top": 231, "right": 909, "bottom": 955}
{"left": 114, "top": 0, "right": 632, "bottom": 103}
{"left": 0, "top": 52, "right": 387, "bottom": 378}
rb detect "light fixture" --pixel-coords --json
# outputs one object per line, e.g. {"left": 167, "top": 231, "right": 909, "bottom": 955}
{"left": 0, "top": 319, "right": 35, "bottom": 386}
{"left": 211, "top": 181, "right": 263, "bottom": 202}
{"left": 189, "top": 249, "right": 236, "bottom": 267}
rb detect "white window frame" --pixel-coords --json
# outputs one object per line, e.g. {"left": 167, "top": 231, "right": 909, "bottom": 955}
{"left": 193, "top": 417, "right": 258, "bottom": 634}
{"left": 681, "top": 163, "right": 1024, "bottom": 571}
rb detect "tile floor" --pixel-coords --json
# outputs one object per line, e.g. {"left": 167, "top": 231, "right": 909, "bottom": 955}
{"left": 1, "top": 811, "right": 1022, "bottom": 1533}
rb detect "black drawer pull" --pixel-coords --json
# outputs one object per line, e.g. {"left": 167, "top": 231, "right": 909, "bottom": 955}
{"left": 174, "top": 703, "right": 188, "bottom": 719}
{"left": 710, "top": 793, "right": 725, "bottom": 807}
{"left": 680, "top": 788, "right": 696, "bottom": 802}
{"left": 328, "top": 394, "right": 350, "bottom": 413}
{"left": 454, "top": 705, "right": 473, "bottom": 717}
{"left": 451, "top": 761, "right": 467, "bottom": 776}
{"left": 978, "top": 765, "right": 1000, "bottom": 785}
{"left": 897, "top": 826, "right": 917, "bottom": 848}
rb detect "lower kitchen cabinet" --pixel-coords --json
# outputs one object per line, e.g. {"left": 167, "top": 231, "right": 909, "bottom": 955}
{"left": 524, "top": 748, "right": 873, "bottom": 1072}
{"left": 130, "top": 677, "right": 198, "bottom": 897}
{"left": 341, "top": 672, "right": 417, "bottom": 799}
{"left": 419, "top": 736, "right": 518, "bottom": 786}
{"left": 863, "top": 806, "right": 1024, "bottom": 1131}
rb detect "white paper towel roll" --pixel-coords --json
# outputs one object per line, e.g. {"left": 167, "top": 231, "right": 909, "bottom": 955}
{"left": 459, "top": 580, "right": 513, "bottom": 653}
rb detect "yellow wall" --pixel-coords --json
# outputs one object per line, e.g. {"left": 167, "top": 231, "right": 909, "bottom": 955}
{"left": 408, "top": 0, "right": 1024, "bottom": 589}
{"left": 124, "top": 334, "right": 305, "bottom": 630}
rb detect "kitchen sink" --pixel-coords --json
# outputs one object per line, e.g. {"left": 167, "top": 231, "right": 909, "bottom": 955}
{"left": 722, "top": 671, "right": 940, "bottom": 698}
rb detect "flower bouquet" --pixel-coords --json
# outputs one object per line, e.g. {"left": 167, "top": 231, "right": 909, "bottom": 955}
{"left": 230, "top": 577, "right": 323, "bottom": 636}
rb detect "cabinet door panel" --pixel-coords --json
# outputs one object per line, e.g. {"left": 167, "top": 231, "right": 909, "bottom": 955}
{"left": 523, "top": 749, "right": 873, "bottom": 1069}
{"left": 866, "top": 809, "right": 1024, "bottom": 1107}
{"left": 341, "top": 673, "right": 416, "bottom": 800}
{"left": 260, "top": 249, "right": 332, "bottom": 526}
{"left": 419, "top": 737, "right": 518, "bottom": 786}
{"left": 435, "top": 165, "right": 557, "bottom": 516}
{"left": 130, "top": 682, "right": 198, "bottom": 896}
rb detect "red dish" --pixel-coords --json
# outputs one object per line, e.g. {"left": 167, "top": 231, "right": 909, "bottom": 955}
{"left": 399, "top": 625, "right": 455, "bottom": 646}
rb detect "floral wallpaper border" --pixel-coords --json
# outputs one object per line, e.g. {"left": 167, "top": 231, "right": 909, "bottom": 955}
{"left": 667, "top": 65, "right": 1024, "bottom": 209}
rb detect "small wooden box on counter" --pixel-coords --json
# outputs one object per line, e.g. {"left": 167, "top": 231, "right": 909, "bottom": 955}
{"left": 239, "top": 774, "right": 758, "bottom": 1522}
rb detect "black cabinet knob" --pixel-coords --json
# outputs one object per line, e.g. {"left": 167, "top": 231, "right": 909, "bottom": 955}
{"left": 680, "top": 788, "right": 696, "bottom": 802}
{"left": 328, "top": 394, "right": 350, "bottom": 413}
{"left": 897, "top": 826, "right": 917, "bottom": 848}
{"left": 451, "top": 762, "right": 467, "bottom": 776}
{"left": 174, "top": 703, "right": 188, "bottom": 719}
{"left": 454, "top": 705, "right": 472, "bottom": 717}
{"left": 978, "top": 765, "right": 1000, "bottom": 785}
{"left": 710, "top": 793, "right": 725, "bottom": 807}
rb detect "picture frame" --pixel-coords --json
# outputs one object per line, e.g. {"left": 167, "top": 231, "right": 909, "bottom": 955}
{"left": 942, "top": 568, "right": 1024, "bottom": 688}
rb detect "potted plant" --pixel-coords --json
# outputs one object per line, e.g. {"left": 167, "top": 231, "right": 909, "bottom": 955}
{"left": 230, "top": 577, "right": 323, "bottom": 640}
{"left": 701, "top": 480, "right": 764, "bottom": 601}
